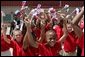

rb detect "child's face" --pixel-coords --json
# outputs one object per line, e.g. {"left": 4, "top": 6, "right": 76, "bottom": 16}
{"left": 46, "top": 31, "right": 56, "bottom": 47}
{"left": 67, "top": 24, "right": 73, "bottom": 32}
{"left": 13, "top": 30, "right": 23, "bottom": 42}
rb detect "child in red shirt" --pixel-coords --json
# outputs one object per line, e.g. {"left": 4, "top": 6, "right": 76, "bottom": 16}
{"left": 44, "top": 30, "right": 61, "bottom": 56}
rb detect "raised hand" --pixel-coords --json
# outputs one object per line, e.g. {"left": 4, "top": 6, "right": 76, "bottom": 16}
{"left": 40, "top": 19, "right": 46, "bottom": 29}
{"left": 24, "top": 17, "right": 31, "bottom": 27}
{"left": 81, "top": 6, "right": 84, "bottom": 11}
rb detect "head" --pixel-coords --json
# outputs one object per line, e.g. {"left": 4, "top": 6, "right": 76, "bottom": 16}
{"left": 13, "top": 29, "right": 23, "bottom": 42}
{"left": 79, "top": 19, "right": 84, "bottom": 29}
{"left": 46, "top": 30, "right": 57, "bottom": 47}
{"left": 66, "top": 23, "right": 73, "bottom": 32}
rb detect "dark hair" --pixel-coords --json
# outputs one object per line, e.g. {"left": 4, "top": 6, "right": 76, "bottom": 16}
{"left": 58, "top": 19, "right": 63, "bottom": 28}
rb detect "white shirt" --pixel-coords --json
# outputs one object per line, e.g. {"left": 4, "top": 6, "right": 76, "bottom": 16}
{"left": 1, "top": 48, "right": 13, "bottom": 56}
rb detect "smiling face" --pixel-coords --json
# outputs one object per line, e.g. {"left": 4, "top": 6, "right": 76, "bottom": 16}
{"left": 79, "top": 19, "right": 84, "bottom": 29}
{"left": 13, "top": 30, "right": 23, "bottom": 42}
{"left": 67, "top": 24, "right": 73, "bottom": 32}
{"left": 46, "top": 30, "right": 57, "bottom": 47}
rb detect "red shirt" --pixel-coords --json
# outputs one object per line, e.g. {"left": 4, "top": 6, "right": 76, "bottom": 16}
{"left": 81, "top": 48, "right": 84, "bottom": 56}
{"left": 21, "top": 47, "right": 33, "bottom": 56}
{"left": 53, "top": 25, "right": 63, "bottom": 40}
{"left": 76, "top": 32, "right": 84, "bottom": 56}
{"left": 64, "top": 32, "right": 77, "bottom": 52}
{"left": 1, "top": 34, "right": 25, "bottom": 56}
{"left": 6, "top": 38, "right": 25, "bottom": 56}
{"left": 1, "top": 35, "right": 11, "bottom": 51}
{"left": 45, "top": 23, "right": 51, "bottom": 31}
{"left": 25, "top": 43, "right": 51, "bottom": 56}
{"left": 76, "top": 33, "right": 84, "bottom": 49}
{"left": 44, "top": 42, "right": 61, "bottom": 56}
{"left": 13, "top": 35, "right": 25, "bottom": 56}
{"left": 15, "top": 40, "right": 23, "bottom": 48}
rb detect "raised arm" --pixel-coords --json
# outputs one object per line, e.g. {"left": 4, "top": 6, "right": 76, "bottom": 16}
{"left": 70, "top": 6, "right": 84, "bottom": 38}
{"left": 71, "top": 6, "right": 84, "bottom": 25}
{"left": 71, "top": 24, "right": 82, "bottom": 38}
{"left": 38, "top": 20, "right": 46, "bottom": 43}
{"left": 1, "top": 24, "right": 11, "bottom": 44}
{"left": 23, "top": 18, "right": 38, "bottom": 49}
{"left": 58, "top": 17, "right": 68, "bottom": 43}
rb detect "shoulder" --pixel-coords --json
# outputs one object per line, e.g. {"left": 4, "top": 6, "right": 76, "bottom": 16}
{"left": 53, "top": 25, "right": 62, "bottom": 30}
{"left": 10, "top": 39, "right": 19, "bottom": 47}
{"left": 38, "top": 43, "right": 46, "bottom": 48}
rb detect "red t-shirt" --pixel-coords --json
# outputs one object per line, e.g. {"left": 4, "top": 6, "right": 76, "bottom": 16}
{"left": 44, "top": 42, "right": 61, "bottom": 56}
{"left": 63, "top": 32, "right": 77, "bottom": 52}
{"left": 76, "top": 33, "right": 84, "bottom": 49}
{"left": 21, "top": 47, "right": 33, "bottom": 56}
{"left": 81, "top": 48, "right": 84, "bottom": 56}
{"left": 25, "top": 43, "right": 51, "bottom": 56}
{"left": 15, "top": 41, "right": 23, "bottom": 48}
{"left": 53, "top": 25, "right": 63, "bottom": 40}
{"left": 9, "top": 39, "right": 25, "bottom": 56}
{"left": 45, "top": 23, "right": 51, "bottom": 31}
{"left": 1, "top": 35, "right": 25, "bottom": 56}
{"left": 1, "top": 35, "right": 11, "bottom": 51}
{"left": 76, "top": 32, "right": 84, "bottom": 56}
